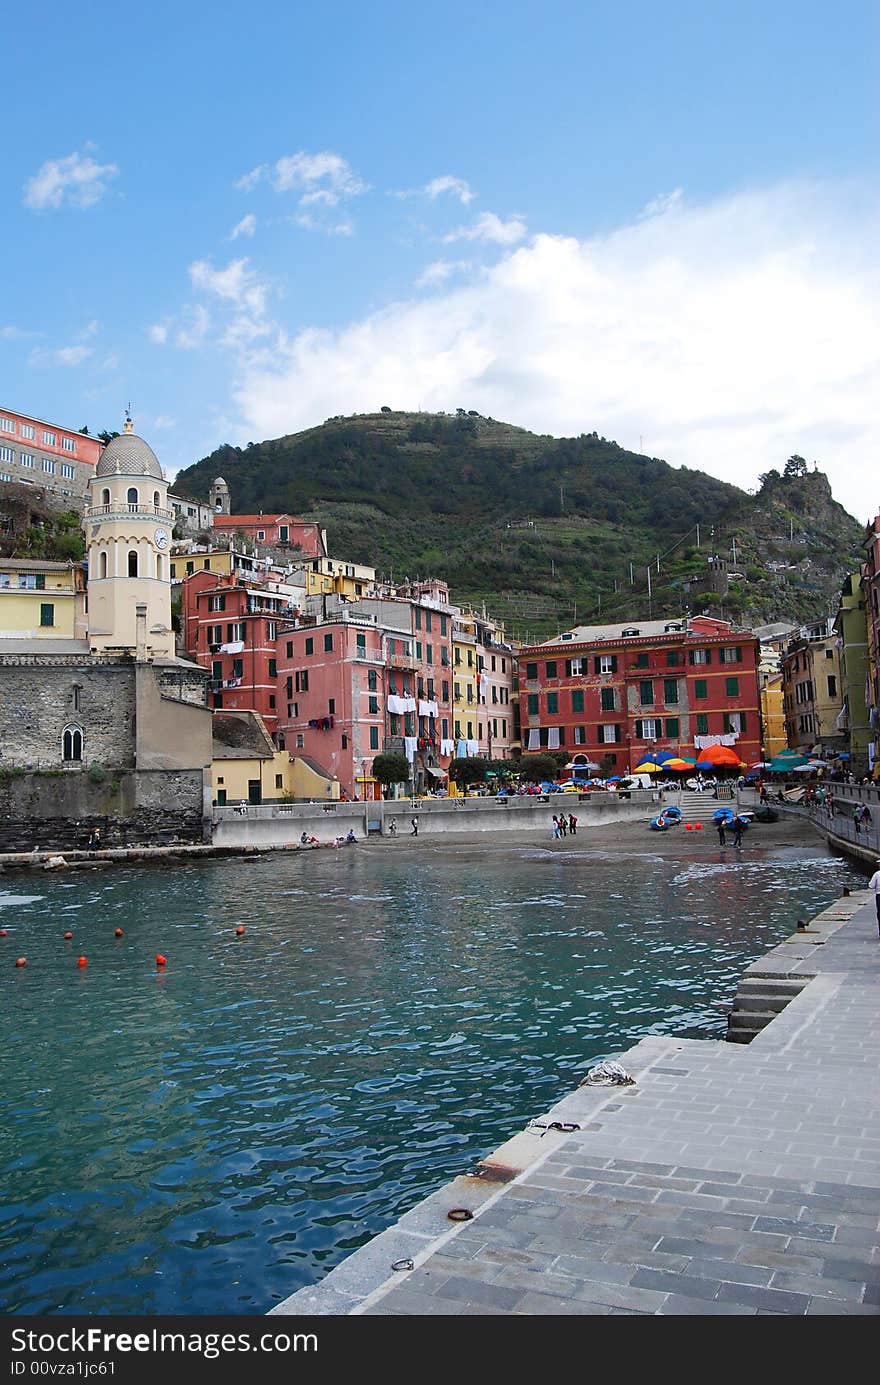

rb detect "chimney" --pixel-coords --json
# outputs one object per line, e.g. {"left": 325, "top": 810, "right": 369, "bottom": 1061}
{"left": 135, "top": 603, "right": 147, "bottom": 661}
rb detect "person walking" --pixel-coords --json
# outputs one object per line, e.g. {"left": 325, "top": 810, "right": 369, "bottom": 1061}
{"left": 732, "top": 815, "right": 746, "bottom": 848}
{"left": 559, "top": 813, "right": 568, "bottom": 837}
{"left": 716, "top": 817, "right": 727, "bottom": 846}
{"left": 388, "top": 819, "right": 397, "bottom": 837}
{"left": 551, "top": 815, "right": 560, "bottom": 840}
{"left": 869, "top": 860, "right": 880, "bottom": 938}
{"left": 410, "top": 817, "right": 419, "bottom": 837}
{"left": 568, "top": 813, "right": 577, "bottom": 836}
{"left": 853, "top": 804, "right": 862, "bottom": 834}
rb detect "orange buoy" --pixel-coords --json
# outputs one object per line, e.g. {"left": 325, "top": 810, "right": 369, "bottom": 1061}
{"left": 235, "top": 925, "right": 246, "bottom": 936}
{"left": 114, "top": 928, "right": 124, "bottom": 938}
{"left": 77, "top": 955, "right": 88, "bottom": 968}
{"left": 63, "top": 931, "right": 74, "bottom": 940}
{"left": 694, "top": 822, "right": 703, "bottom": 831}
{"left": 14, "top": 957, "right": 26, "bottom": 967}
{"left": 0, "top": 928, "right": 7, "bottom": 937}
{"left": 685, "top": 823, "right": 693, "bottom": 831}
{"left": 155, "top": 953, "right": 167, "bottom": 967}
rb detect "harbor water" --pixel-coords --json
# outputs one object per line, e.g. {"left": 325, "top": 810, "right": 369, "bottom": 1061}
{"left": 0, "top": 833, "right": 863, "bottom": 1314}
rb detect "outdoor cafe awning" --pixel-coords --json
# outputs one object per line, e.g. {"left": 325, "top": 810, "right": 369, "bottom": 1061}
{"left": 426, "top": 766, "right": 447, "bottom": 778}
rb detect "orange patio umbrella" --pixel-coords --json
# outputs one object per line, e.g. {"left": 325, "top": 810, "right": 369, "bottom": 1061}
{"left": 695, "top": 743, "right": 744, "bottom": 768}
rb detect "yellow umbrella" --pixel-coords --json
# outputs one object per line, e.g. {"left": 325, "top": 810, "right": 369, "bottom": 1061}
{"left": 633, "top": 760, "right": 663, "bottom": 773}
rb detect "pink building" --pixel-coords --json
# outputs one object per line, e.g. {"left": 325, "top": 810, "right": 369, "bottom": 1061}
{"left": 274, "top": 617, "right": 387, "bottom": 799}
{"left": 212, "top": 512, "right": 326, "bottom": 557}
{"left": 0, "top": 407, "right": 103, "bottom": 502}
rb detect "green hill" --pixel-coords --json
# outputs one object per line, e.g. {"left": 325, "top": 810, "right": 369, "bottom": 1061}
{"left": 174, "top": 412, "right": 863, "bottom": 641}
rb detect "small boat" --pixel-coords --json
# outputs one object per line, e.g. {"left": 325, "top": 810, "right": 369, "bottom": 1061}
{"left": 649, "top": 815, "right": 670, "bottom": 831}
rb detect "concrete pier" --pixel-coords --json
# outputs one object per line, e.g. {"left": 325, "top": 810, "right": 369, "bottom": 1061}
{"left": 273, "top": 891, "right": 880, "bottom": 1316}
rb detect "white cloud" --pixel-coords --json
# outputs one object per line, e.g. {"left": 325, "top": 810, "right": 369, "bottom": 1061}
{"left": 237, "top": 150, "right": 367, "bottom": 205}
{"left": 396, "top": 174, "right": 476, "bottom": 205}
{"left": 416, "top": 259, "right": 473, "bottom": 288}
{"left": 176, "top": 305, "right": 211, "bottom": 350}
{"left": 424, "top": 175, "right": 475, "bottom": 205}
{"left": 293, "top": 212, "right": 354, "bottom": 237}
{"left": 189, "top": 257, "right": 267, "bottom": 317}
{"left": 29, "top": 343, "right": 93, "bottom": 367}
{"left": 639, "top": 188, "right": 684, "bottom": 220}
{"left": 23, "top": 149, "right": 119, "bottom": 211}
{"left": 0, "top": 325, "right": 33, "bottom": 341}
{"left": 231, "top": 213, "right": 257, "bottom": 240}
{"left": 443, "top": 211, "right": 527, "bottom": 245}
{"left": 148, "top": 322, "right": 169, "bottom": 345}
{"left": 228, "top": 180, "right": 880, "bottom": 521}
{"left": 153, "top": 415, "right": 175, "bottom": 429}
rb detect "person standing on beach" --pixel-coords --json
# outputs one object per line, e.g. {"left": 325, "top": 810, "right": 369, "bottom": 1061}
{"left": 732, "top": 816, "right": 746, "bottom": 848}
{"left": 559, "top": 813, "right": 568, "bottom": 837}
{"left": 716, "top": 817, "right": 727, "bottom": 845}
{"left": 410, "top": 817, "right": 419, "bottom": 837}
{"left": 552, "top": 815, "right": 560, "bottom": 839}
{"left": 568, "top": 813, "right": 577, "bottom": 836}
{"left": 869, "top": 860, "right": 880, "bottom": 938}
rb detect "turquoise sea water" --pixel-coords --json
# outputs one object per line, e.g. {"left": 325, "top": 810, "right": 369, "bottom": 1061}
{"left": 0, "top": 837, "right": 862, "bottom": 1315}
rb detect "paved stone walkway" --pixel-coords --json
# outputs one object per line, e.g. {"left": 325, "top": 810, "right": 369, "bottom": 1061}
{"left": 273, "top": 891, "right": 880, "bottom": 1316}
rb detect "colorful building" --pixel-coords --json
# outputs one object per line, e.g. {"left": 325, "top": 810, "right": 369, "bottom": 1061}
{"left": 861, "top": 515, "right": 880, "bottom": 777}
{"left": 182, "top": 570, "right": 303, "bottom": 733}
{"left": 517, "top": 615, "right": 762, "bottom": 771}
{"left": 754, "top": 622, "right": 797, "bottom": 759}
{"left": 833, "top": 573, "right": 870, "bottom": 778}
{"left": 780, "top": 618, "right": 845, "bottom": 757}
{"left": 274, "top": 614, "right": 388, "bottom": 799}
{"left": 453, "top": 609, "right": 518, "bottom": 759}
{"left": 211, "top": 511, "right": 326, "bottom": 558}
{"left": 0, "top": 407, "right": 102, "bottom": 503}
{"left": 0, "top": 559, "right": 86, "bottom": 641}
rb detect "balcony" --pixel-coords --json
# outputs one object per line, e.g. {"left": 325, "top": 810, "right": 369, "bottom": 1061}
{"left": 85, "top": 504, "right": 176, "bottom": 524}
{"left": 386, "top": 650, "right": 417, "bottom": 671}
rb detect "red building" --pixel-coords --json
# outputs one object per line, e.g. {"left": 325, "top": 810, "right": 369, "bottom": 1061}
{"left": 183, "top": 570, "right": 300, "bottom": 734}
{"left": 517, "top": 615, "right": 761, "bottom": 771}
{"left": 211, "top": 512, "right": 325, "bottom": 557}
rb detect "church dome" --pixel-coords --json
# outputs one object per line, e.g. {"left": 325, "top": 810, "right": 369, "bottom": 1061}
{"left": 212, "top": 476, "right": 228, "bottom": 486}
{"left": 96, "top": 433, "right": 165, "bottom": 481}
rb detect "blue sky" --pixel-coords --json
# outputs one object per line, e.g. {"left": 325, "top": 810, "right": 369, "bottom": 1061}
{"left": 3, "top": 1, "right": 877, "bottom": 517}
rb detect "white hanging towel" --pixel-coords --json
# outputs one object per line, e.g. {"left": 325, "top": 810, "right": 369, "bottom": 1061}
{"left": 403, "top": 737, "right": 418, "bottom": 761}
{"left": 527, "top": 729, "right": 540, "bottom": 750}
{"left": 456, "top": 739, "right": 468, "bottom": 758}
{"left": 439, "top": 739, "right": 455, "bottom": 756}
{"left": 466, "top": 738, "right": 480, "bottom": 756}
{"left": 387, "top": 694, "right": 407, "bottom": 715}
{"left": 547, "top": 727, "right": 560, "bottom": 749}
{"left": 418, "top": 699, "right": 439, "bottom": 717}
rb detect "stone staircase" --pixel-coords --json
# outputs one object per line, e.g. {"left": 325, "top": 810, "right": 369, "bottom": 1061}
{"left": 725, "top": 973, "right": 810, "bottom": 1043}
{"left": 663, "top": 790, "right": 732, "bottom": 820}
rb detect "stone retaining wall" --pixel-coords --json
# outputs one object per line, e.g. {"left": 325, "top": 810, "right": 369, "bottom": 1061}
{"left": 0, "top": 768, "right": 208, "bottom": 850}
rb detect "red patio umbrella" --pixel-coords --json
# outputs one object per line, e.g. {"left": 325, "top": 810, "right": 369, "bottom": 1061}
{"left": 694, "top": 744, "right": 745, "bottom": 769}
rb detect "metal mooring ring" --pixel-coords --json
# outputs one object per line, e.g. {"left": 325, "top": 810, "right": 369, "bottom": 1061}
{"left": 447, "top": 1208, "right": 474, "bottom": 1222}
{"left": 391, "top": 1258, "right": 414, "bottom": 1272}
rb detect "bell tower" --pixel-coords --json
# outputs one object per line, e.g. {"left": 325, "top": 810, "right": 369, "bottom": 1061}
{"left": 210, "top": 476, "right": 231, "bottom": 515}
{"left": 85, "top": 415, "right": 175, "bottom": 657}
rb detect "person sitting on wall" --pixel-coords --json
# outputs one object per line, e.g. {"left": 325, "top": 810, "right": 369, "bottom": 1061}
{"left": 346, "top": 829, "right": 357, "bottom": 843}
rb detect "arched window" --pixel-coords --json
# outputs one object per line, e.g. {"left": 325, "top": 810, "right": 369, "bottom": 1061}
{"left": 127, "top": 487, "right": 138, "bottom": 505}
{"left": 128, "top": 550, "right": 138, "bottom": 577}
{"left": 153, "top": 491, "right": 160, "bottom": 509}
{"left": 101, "top": 488, "right": 111, "bottom": 506}
{"left": 99, "top": 551, "right": 108, "bottom": 578}
{"left": 62, "top": 726, "right": 83, "bottom": 762}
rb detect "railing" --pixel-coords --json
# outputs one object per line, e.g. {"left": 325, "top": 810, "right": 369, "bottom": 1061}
{"left": 385, "top": 652, "right": 417, "bottom": 670}
{"left": 85, "top": 504, "right": 175, "bottom": 523}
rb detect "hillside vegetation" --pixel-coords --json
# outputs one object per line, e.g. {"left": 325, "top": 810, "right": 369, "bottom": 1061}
{"left": 174, "top": 412, "right": 863, "bottom": 641}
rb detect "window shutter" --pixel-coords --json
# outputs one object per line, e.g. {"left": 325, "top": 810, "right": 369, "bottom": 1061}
{"left": 610, "top": 655, "right": 618, "bottom": 672}
{"left": 736, "top": 646, "right": 742, "bottom": 662}
{"left": 565, "top": 659, "right": 572, "bottom": 677}
{"left": 594, "top": 656, "right": 601, "bottom": 674}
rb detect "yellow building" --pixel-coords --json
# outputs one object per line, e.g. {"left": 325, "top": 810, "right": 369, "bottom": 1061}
{"left": 212, "top": 710, "right": 339, "bottom": 804}
{"left": 0, "top": 559, "right": 85, "bottom": 640}
{"left": 297, "top": 556, "right": 376, "bottom": 599}
{"left": 760, "top": 670, "right": 787, "bottom": 758}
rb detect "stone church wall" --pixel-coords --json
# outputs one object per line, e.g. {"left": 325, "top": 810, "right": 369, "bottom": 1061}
{"left": 0, "top": 655, "right": 137, "bottom": 770}
{"left": 0, "top": 769, "right": 208, "bottom": 851}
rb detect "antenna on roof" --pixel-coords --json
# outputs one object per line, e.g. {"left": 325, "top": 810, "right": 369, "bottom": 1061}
{"left": 124, "top": 403, "right": 134, "bottom": 434}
